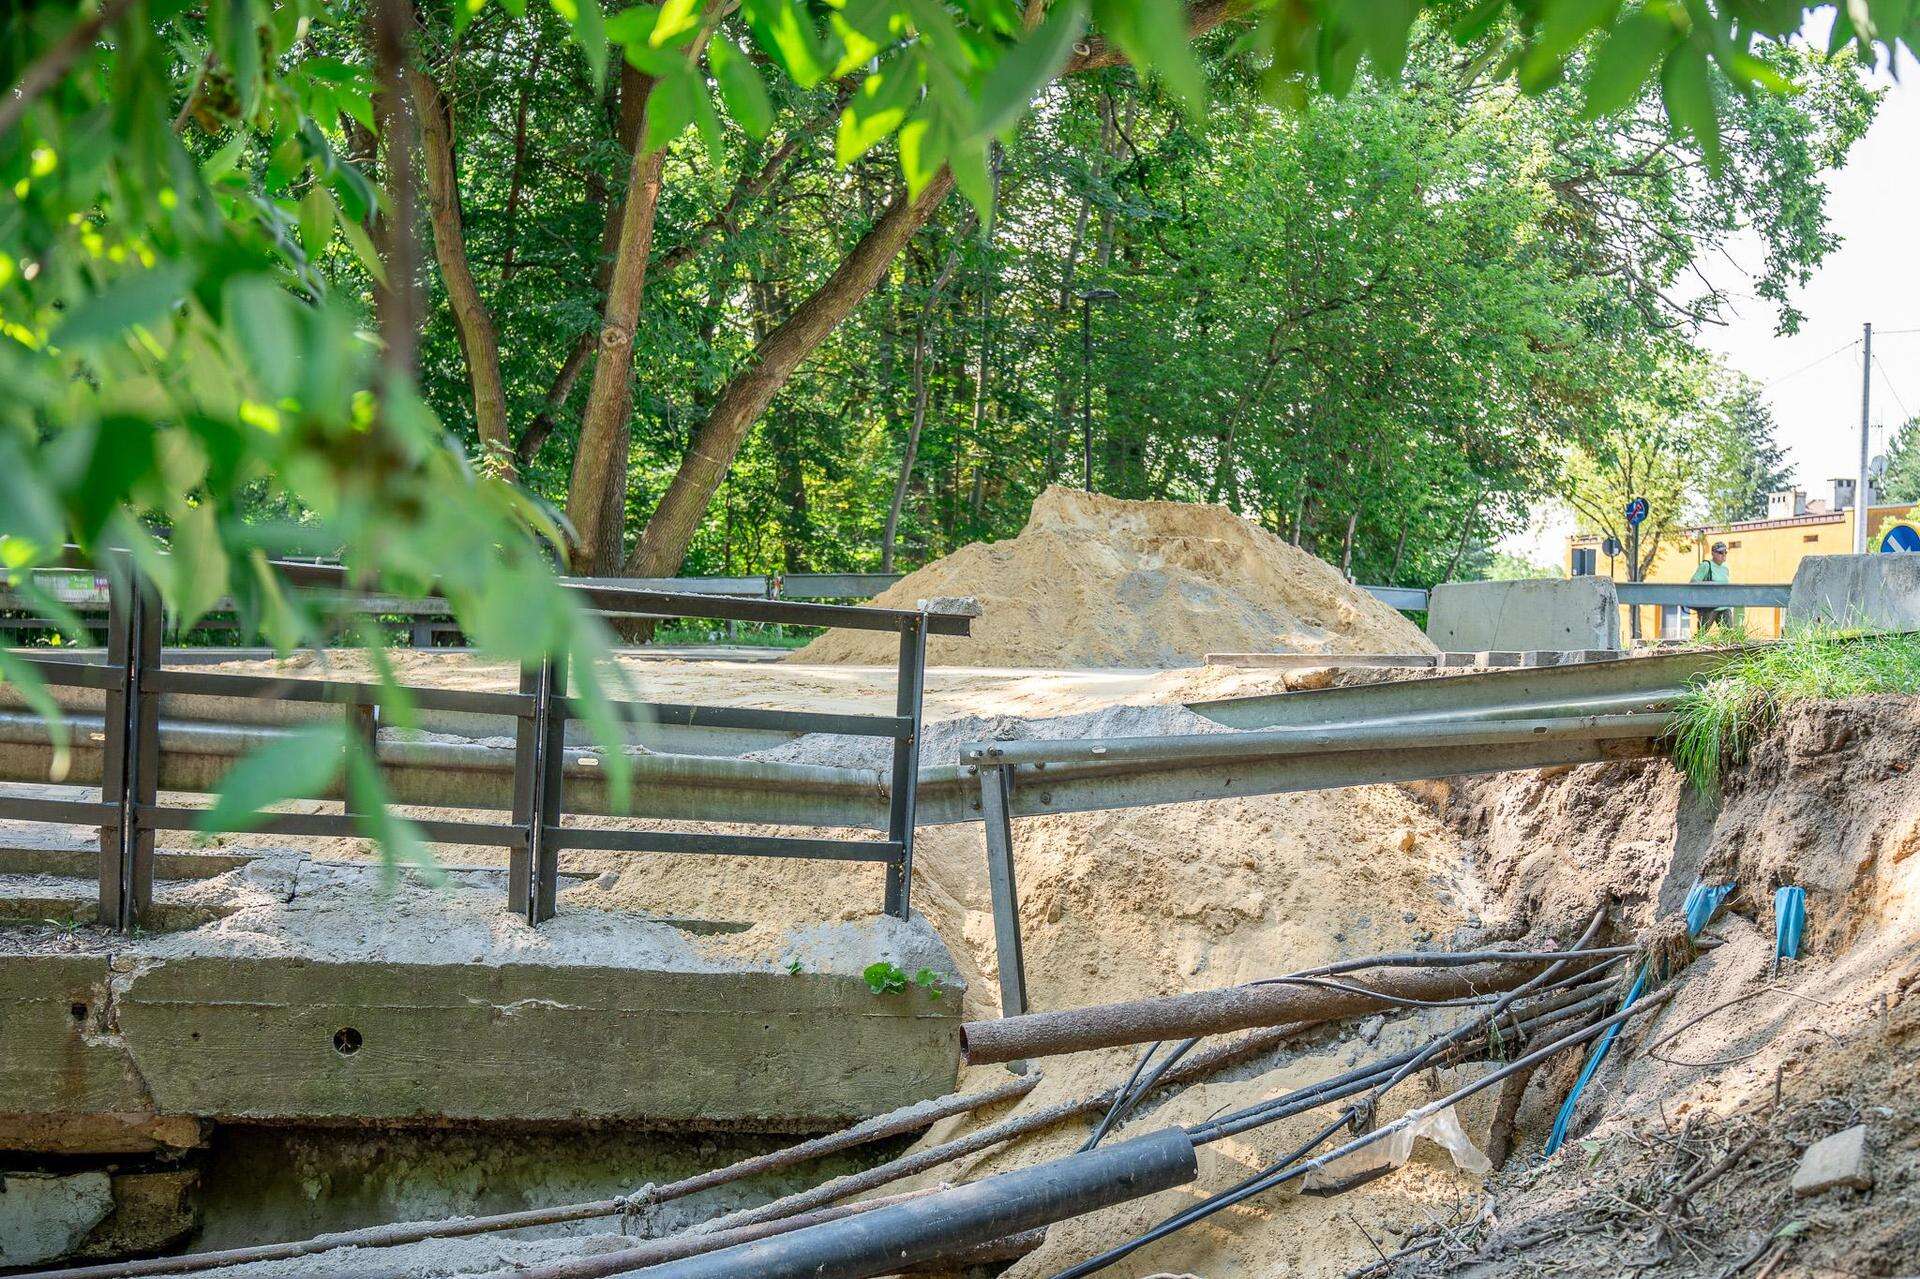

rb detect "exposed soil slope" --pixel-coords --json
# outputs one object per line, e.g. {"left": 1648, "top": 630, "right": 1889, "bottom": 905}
{"left": 792, "top": 487, "right": 1435, "bottom": 668}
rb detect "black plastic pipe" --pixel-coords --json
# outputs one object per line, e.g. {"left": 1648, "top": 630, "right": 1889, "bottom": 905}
{"left": 626, "top": 1128, "right": 1199, "bottom": 1279}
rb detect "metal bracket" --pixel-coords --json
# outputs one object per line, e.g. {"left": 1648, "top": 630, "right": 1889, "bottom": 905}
{"left": 883, "top": 614, "right": 928, "bottom": 919}
{"left": 97, "top": 556, "right": 159, "bottom": 933}
{"left": 975, "top": 754, "right": 1029, "bottom": 1020}
{"left": 511, "top": 656, "right": 568, "bottom": 922}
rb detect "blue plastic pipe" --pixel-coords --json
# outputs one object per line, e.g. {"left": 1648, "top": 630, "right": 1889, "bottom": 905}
{"left": 1544, "top": 882, "right": 1731, "bottom": 1155}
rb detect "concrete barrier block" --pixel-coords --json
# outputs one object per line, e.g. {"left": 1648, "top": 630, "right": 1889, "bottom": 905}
{"left": 1426, "top": 578, "right": 1621, "bottom": 653}
{"left": 1787, "top": 554, "right": 1920, "bottom": 632}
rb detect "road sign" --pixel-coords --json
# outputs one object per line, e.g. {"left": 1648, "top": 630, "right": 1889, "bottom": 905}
{"left": 1601, "top": 536, "right": 1622, "bottom": 558}
{"left": 1624, "top": 497, "right": 1648, "bottom": 528}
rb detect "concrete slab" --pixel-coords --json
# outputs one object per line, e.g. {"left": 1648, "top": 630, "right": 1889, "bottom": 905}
{"left": 1426, "top": 578, "right": 1621, "bottom": 653}
{"left": 0, "top": 857, "right": 963, "bottom": 1135}
{"left": 1787, "top": 554, "right": 1920, "bottom": 632}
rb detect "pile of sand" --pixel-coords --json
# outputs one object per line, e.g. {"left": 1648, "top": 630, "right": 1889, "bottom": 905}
{"left": 792, "top": 488, "right": 1435, "bottom": 668}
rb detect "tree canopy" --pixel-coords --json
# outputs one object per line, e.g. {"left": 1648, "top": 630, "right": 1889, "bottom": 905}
{"left": 0, "top": 0, "right": 1901, "bottom": 825}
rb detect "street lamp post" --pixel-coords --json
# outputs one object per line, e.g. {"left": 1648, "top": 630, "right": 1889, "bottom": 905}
{"left": 1075, "top": 287, "right": 1119, "bottom": 492}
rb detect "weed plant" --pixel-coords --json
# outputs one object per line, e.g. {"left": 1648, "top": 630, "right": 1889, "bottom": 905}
{"left": 1668, "top": 628, "right": 1920, "bottom": 790}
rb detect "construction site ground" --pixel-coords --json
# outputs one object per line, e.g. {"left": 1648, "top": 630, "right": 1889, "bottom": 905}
{"left": 5, "top": 495, "right": 1917, "bottom": 1278}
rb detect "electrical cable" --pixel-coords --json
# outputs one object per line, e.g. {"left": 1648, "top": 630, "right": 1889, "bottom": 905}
{"left": 1873, "top": 354, "right": 1912, "bottom": 423}
{"left": 1760, "top": 337, "right": 1859, "bottom": 390}
{"left": 1046, "top": 992, "right": 1674, "bottom": 1279}
{"left": 1073, "top": 936, "right": 1627, "bottom": 1152}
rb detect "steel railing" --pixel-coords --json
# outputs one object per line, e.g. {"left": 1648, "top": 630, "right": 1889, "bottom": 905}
{"left": 0, "top": 554, "right": 969, "bottom": 931}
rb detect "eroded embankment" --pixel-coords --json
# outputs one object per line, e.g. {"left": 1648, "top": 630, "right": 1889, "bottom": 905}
{"left": 1393, "top": 695, "right": 1920, "bottom": 1279}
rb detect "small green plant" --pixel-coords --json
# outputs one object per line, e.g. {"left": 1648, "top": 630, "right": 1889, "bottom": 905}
{"left": 786, "top": 958, "right": 803, "bottom": 975}
{"left": 1668, "top": 628, "right": 1920, "bottom": 791}
{"left": 862, "top": 961, "right": 944, "bottom": 999}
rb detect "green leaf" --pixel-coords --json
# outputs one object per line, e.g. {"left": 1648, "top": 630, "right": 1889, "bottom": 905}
{"left": 337, "top": 212, "right": 386, "bottom": 284}
{"left": 200, "top": 134, "right": 249, "bottom": 183}
{"left": 54, "top": 261, "right": 195, "bottom": 347}
{"left": 1660, "top": 41, "right": 1722, "bottom": 169}
{"left": 0, "top": 435, "right": 65, "bottom": 549}
{"left": 950, "top": 136, "right": 992, "bottom": 219}
{"left": 1582, "top": 8, "right": 1676, "bottom": 116}
{"left": 710, "top": 38, "right": 774, "bottom": 138}
{"left": 743, "top": 0, "right": 830, "bottom": 87}
{"left": 346, "top": 741, "right": 443, "bottom": 890}
{"left": 603, "top": 4, "right": 660, "bottom": 46}
{"left": 0, "top": 650, "right": 71, "bottom": 783}
{"left": 653, "top": 0, "right": 704, "bottom": 46}
{"left": 1723, "top": 51, "right": 1797, "bottom": 94}
{"left": 196, "top": 724, "right": 346, "bottom": 836}
{"left": 644, "top": 64, "right": 700, "bottom": 152}
{"left": 973, "top": 0, "right": 1085, "bottom": 138}
{"left": 1090, "top": 0, "right": 1205, "bottom": 119}
{"left": 690, "top": 77, "right": 727, "bottom": 164}
{"left": 897, "top": 111, "right": 945, "bottom": 196}
{"left": 863, "top": 960, "right": 908, "bottom": 994}
{"left": 214, "top": 0, "right": 264, "bottom": 120}
{"left": 297, "top": 183, "right": 335, "bottom": 258}
{"left": 552, "top": 0, "right": 609, "bottom": 85}
{"left": 169, "top": 502, "right": 231, "bottom": 634}
{"left": 453, "top": 0, "right": 489, "bottom": 36}
{"left": 837, "top": 53, "right": 923, "bottom": 165}
{"left": 224, "top": 275, "right": 300, "bottom": 397}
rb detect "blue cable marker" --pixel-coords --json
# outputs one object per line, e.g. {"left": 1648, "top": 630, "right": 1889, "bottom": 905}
{"left": 1773, "top": 886, "right": 1806, "bottom": 968}
{"left": 1684, "top": 882, "right": 1733, "bottom": 937}
{"left": 1545, "top": 883, "right": 1732, "bottom": 1156}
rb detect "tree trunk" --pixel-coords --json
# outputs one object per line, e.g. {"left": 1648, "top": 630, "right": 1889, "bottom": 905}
{"left": 1386, "top": 521, "right": 1410, "bottom": 583}
{"left": 627, "top": 172, "right": 957, "bottom": 578}
{"left": 515, "top": 64, "right": 648, "bottom": 471}
{"left": 1443, "top": 497, "right": 1482, "bottom": 582}
{"left": 410, "top": 65, "right": 512, "bottom": 466}
{"left": 564, "top": 73, "right": 664, "bottom": 575}
{"left": 1339, "top": 508, "right": 1359, "bottom": 578}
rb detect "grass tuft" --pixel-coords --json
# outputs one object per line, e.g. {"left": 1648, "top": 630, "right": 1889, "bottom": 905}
{"left": 1667, "top": 628, "right": 1920, "bottom": 791}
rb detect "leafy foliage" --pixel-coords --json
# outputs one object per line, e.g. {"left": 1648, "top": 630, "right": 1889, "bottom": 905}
{"left": 0, "top": 0, "right": 1902, "bottom": 845}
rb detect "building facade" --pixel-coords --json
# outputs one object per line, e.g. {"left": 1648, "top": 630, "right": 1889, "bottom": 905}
{"left": 1566, "top": 480, "right": 1916, "bottom": 640}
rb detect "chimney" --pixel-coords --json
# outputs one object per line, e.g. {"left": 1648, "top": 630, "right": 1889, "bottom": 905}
{"left": 1767, "top": 488, "right": 1807, "bottom": 520}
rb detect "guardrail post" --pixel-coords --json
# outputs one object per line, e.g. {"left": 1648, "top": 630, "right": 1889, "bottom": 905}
{"left": 510, "top": 656, "right": 568, "bottom": 924}
{"left": 883, "top": 612, "right": 928, "bottom": 919}
{"left": 975, "top": 753, "right": 1029, "bottom": 1019}
{"left": 97, "top": 556, "right": 159, "bottom": 932}
{"left": 342, "top": 702, "right": 378, "bottom": 816}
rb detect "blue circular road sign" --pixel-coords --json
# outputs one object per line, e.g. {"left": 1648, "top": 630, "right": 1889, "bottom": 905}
{"left": 1625, "top": 497, "right": 1649, "bottom": 527}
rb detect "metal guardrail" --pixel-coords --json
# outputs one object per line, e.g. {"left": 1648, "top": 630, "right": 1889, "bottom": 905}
{"left": 6, "top": 570, "right": 1443, "bottom": 646}
{"left": 1359, "top": 584, "right": 1430, "bottom": 611}
{"left": 1614, "top": 581, "right": 1790, "bottom": 607}
{"left": 960, "top": 705, "right": 1674, "bottom": 1018}
{"left": 0, "top": 554, "right": 968, "bottom": 932}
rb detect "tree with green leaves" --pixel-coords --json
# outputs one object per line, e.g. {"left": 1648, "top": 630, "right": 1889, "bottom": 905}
{"left": 0, "top": 0, "right": 1908, "bottom": 839}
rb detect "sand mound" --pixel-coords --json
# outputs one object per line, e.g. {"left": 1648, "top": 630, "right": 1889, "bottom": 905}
{"left": 792, "top": 488, "right": 1434, "bottom": 668}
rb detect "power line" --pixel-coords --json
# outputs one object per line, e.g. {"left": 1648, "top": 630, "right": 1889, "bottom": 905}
{"left": 1761, "top": 336, "right": 1859, "bottom": 390}
{"left": 1874, "top": 353, "right": 1913, "bottom": 424}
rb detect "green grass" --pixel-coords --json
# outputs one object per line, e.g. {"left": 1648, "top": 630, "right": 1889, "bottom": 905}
{"left": 1668, "top": 628, "right": 1920, "bottom": 791}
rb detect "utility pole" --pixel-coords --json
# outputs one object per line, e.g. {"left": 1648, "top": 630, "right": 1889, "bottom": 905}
{"left": 1856, "top": 321, "right": 1873, "bottom": 553}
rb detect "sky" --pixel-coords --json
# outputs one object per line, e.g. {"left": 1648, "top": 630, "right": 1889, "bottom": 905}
{"left": 1505, "top": 42, "right": 1920, "bottom": 564}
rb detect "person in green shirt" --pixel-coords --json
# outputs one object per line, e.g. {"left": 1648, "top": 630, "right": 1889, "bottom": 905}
{"left": 1690, "top": 541, "right": 1732, "bottom": 633}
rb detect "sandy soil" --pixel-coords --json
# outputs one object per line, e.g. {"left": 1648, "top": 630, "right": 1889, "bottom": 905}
{"left": 793, "top": 487, "right": 1435, "bottom": 668}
